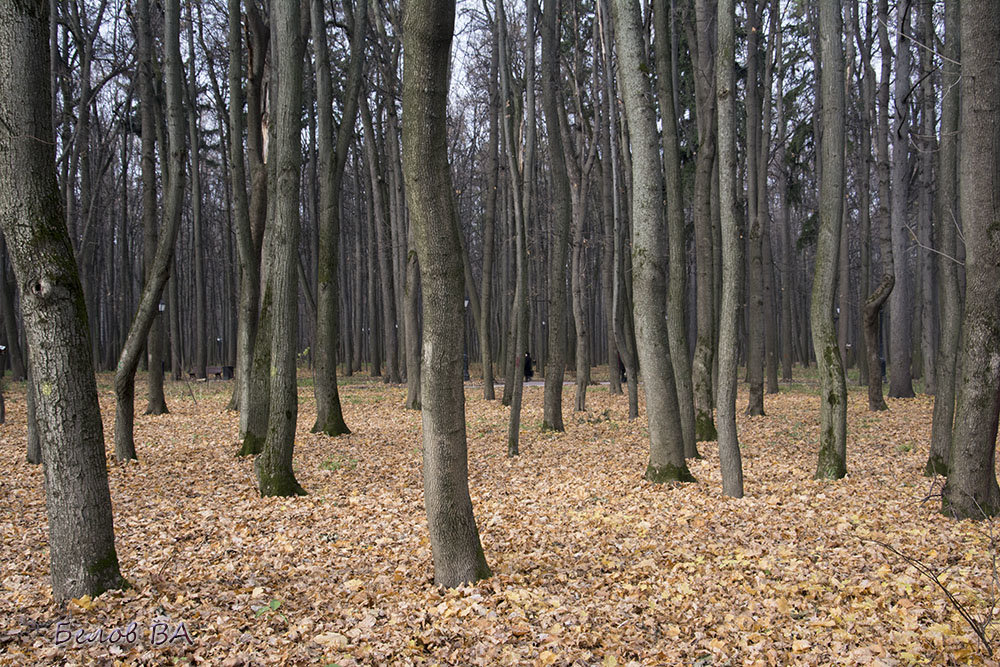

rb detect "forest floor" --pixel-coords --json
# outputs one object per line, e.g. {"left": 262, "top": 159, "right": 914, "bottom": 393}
{"left": 0, "top": 368, "right": 997, "bottom": 666}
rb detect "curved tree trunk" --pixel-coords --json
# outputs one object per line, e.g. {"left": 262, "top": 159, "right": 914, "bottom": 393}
{"left": 612, "top": 0, "right": 693, "bottom": 485}
{"left": 402, "top": 0, "right": 491, "bottom": 586}
{"left": 0, "top": 0, "right": 125, "bottom": 602}
{"left": 115, "top": 0, "right": 186, "bottom": 461}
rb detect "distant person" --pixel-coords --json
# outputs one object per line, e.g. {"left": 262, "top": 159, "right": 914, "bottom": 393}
{"left": 523, "top": 352, "right": 534, "bottom": 381}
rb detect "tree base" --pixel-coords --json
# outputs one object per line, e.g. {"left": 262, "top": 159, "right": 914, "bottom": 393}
{"left": 237, "top": 433, "right": 264, "bottom": 457}
{"left": 256, "top": 468, "right": 307, "bottom": 497}
{"left": 541, "top": 421, "right": 564, "bottom": 432}
{"left": 311, "top": 418, "right": 351, "bottom": 437}
{"left": 815, "top": 448, "right": 847, "bottom": 480}
{"left": 645, "top": 462, "right": 696, "bottom": 484}
{"left": 144, "top": 401, "right": 169, "bottom": 416}
{"left": 694, "top": 411, "right": 717, "bottom": 441}
{"left": 924, "top": 454, "right": 948, "bottom": 477}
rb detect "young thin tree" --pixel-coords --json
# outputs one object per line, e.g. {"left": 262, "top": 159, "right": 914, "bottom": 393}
{"left": 0, "top": 0, "right": 125, "bottom": 602}
{"left": 114, "top": 0, "right": 187, "bottom": 461}
{"left": 941, "top": 0, "right": 1000, "bottom": 519}
{"left": 255, "top": 0, "right": 306, "bottom": 497}
{"left": 612, "top": 0, "right": 694, "bottom": 485}
{"left": 402, "top": 0, "right": 492, "bottom": 586}
{"left": 714, "top": 0, "right": 744, "bottom": 497}
{"left": 812, "top": 0, "right": 848, "bottom": 480}
{"left": 311, "top": 0, "right": 367, "bottom": 434}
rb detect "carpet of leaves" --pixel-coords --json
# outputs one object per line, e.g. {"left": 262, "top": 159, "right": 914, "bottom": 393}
{"left": 0, "top": 371, "right": 997, "bottom": 666}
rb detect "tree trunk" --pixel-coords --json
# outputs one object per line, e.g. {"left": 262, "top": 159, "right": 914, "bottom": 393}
{"left": 26, "top": 365, "right": 41, "bottom": 464}
{"left": 714, "top": 0, "right": 744, "bottom": 497}
{"left": 940, "top": 0, "right": 1000, "bottom": 519}
{"left": 612, "top": 0, "right": 694, "bottom": 485}
{"left": 402, "top": 0, "right": 492, "bottom": 586}
{"left": 115, "top": 0, "right": 186, "bottom": 461}
{"left": 479, "top": 7, "right": 500, "bottom": 402}
{"left": 888, "top": 1, "right": 914, "bottom": 398}
{"left": 653, "top": 0, "right": 697, "bottom": 457}
{"left": 0, "top": 0, "right": 125, "bottom": 602}
{"left": 689, "top": 0, "right": 718, "bottom": 441}
{"left": 744, "top": 0, "right": 765, "bottom": 417}
{"left": 926, "top": 0, "right": 960, "bottom": 477}
{"left": 813, "top": 0, "right": 848, "bottom": 480}
{"left": 916, "top": 0, "right": 936, "bottom": 395}
{"left": 255, "top": 0, "right": 306, "bottom": 497}
{"left": 541, "top": 0, "right": 569, "bottom": 432}
{"left": 0, "top": 234, "right": 26, "bottom": 380}
{"left": 186, "top": 2, "right": 207, "bottom": 381}
{"left": 311, "top": 0, "right": 365, "bottom": 434}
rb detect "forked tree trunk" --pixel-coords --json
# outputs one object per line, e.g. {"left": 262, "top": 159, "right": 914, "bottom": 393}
{"left": 115, "top": 0, "right": 187, "bottom": 461}
{"left": 941, "top": 0, "right": 1000, "bottom": 519}
{"left": 0, "top": 0, "right": 125, "bottom": 602}
{"left": 653, "top": 0, "right": 697, "bottom": 458}
{"left": 813, "top": 0, "right": 848, "bottom": 480}
{"left": 612, "top": 0, "right": 693, "bottom": 485}
{"left": 402, "top": 0, "right": 491, "bottom": 587}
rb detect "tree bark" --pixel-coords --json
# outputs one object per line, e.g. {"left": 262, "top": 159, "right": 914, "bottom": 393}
{"left": 541, "top": 0, "right": 570, "bottom": 432}
{"left": 115, "top": 0, "right": 186, "bottom": 461}
{"left": 941, "top": 0, "right": 1000, "bottom": 519}
{"left": 402, "top": 0, "right": 491, "bottom": 586}
{"left": 744, "top": 0, "right": 765, "bottom": 417}
{"left": 813, "top": 0, "right": 848, "bottom": 480}
{"left": 612, "top": 0, "right": 694, "bottom": 485}
{"left": 926, "top": 0, "right": 960, "bottom": 477}
{"left": 0, "top": 0, "right": 125, "bottom": 602}
{"left": 255, "top": 0, "right": 305, "bottom": 497}
{"left": 714, "top": 0, "right": 744, "bottom": 497}
{"left": 653, "top": 0, "right": 697, "bottom": 458}
{"left": 186, "top": 2, "right": 207, "bottom": 381}
{"left": 0, "top": 234, "right": 26, "bottom": 380}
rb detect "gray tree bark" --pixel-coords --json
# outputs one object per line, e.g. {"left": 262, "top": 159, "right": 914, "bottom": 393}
{"left": 114, "top": 0, "right": 187, "bottom": 461}
{"left": 0, "top": 0, "right": 125, "bottom": 602}
{"left": 612, "top": 0, "right": 694, "bottom": 485}
{"left": 744, "top": 0, "right": 765, "bottom": 417}
{"left": 541, "top": 0, "right": 569, "bottom": 431}
{"left": 715, "top": 0, "right": 744, "bottom": 497}
{"left": 653, "top": 0, "right": 697, "bottom": 458}
{"left": 926, "top": 0, "right": 960, "bottom": 477}
{"left": 255, "top": 0, "right": 306, "bottom": 497}
{"left": 941, "top": 0, "right": 1000, "bottom": 519}
{"left": 402, "top": 0, "right": 491, "bottom": 586}
{"left": 813, "top": 0, "right": 848, "bottom": 480}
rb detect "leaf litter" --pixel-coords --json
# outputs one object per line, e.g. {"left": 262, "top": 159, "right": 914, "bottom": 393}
{"left": 0, "top": 374, "right": 996, "bottom": 665}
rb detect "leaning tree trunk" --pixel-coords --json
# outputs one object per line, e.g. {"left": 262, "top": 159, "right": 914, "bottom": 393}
{"left": 402, "top": 0, "right": 492, "bottom": 587}
{"left": 0, "top": 0, "right": 125, "bottom": 602}
{"left": 813, "top": 0, "right": 848, "bottom": 480}
{"left": 926, "top": 0, "right": 960, "bottom": 477}
{"left": 714, "top": 0, "right": 744, "bottom": 497}
{"left": 941, "top": 0, "right": 1000, "bottom": 519}
{"left": 255, "top": 0, "right": 306, "bottom": 497}
{"left": 541, "top": 0, "right": 570, "bottom": 432}
{"left": 114, "top": 0, "right": 187, "bottom": 461}
{"left": 653, "top": 1, "right": 697, "bottom": 457}
{"left": 612, "top": 0, "right": 694, "bottom": 485}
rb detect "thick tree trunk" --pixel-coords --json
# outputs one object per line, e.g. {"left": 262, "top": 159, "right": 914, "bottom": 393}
{"left": 612, "top": 0, "right": 694, "bottom": 485}
{"left": 402, "top": 0, "right": 491, "bottom": 586}
{"left": 0, "top": 0, "right": 125, "bottom": 602}
{"left": 714, "top": 0, "right": 744, "bottom": 497}
{"left": 888, "top": 1, "right": 914, "bottom": 399}
{"left": 916, "top": 0, "right": 936, "bottom": 395}
{"left": 115, "top": 0, "right": 186, "bottom": 461}
{"left": 813, "top": 0, "right": 848, "bottom": 480}
{"left": 541, "top": 0, "right": 569, "bottom": 432}
{"left": 653, "top": 0, "right": 697, "bottom": 457}
{"left": 926, "top": 0, "right": 960, "bottom": 477}
{"left": 255, "top": 0, "right": 305, "bottom": 498}
{"left": 941, "top": 0, "right": 1000, "bottom": 519}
